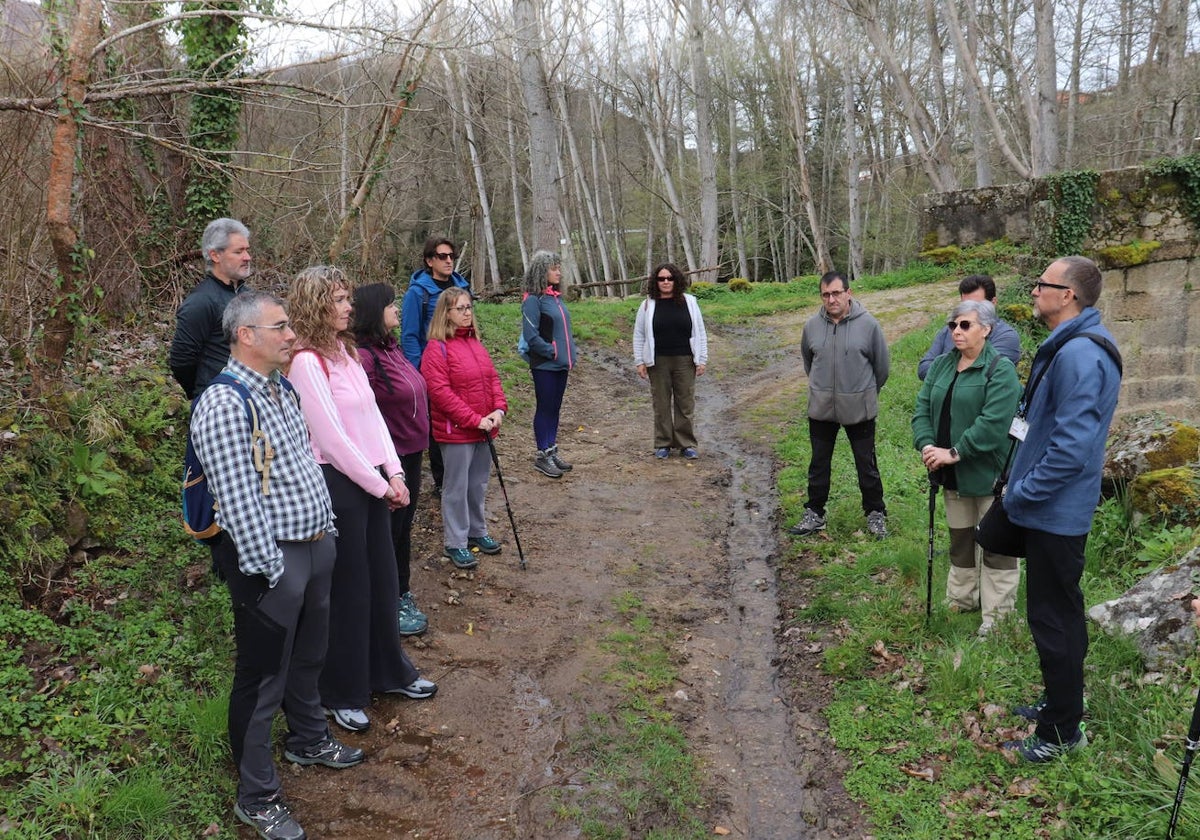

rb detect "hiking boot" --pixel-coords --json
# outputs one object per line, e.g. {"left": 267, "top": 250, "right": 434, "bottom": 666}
{"left": 1012, "top": 695, "right": 1047, "bottom": 721}
{"left": 285, "top": 736, "right": 365, "bottom": 769}
{"left": 1002, "top": 727, "right": 1087, "bottom": 762}
{"left": 866, "top": 510, "right": 888, "bottom": 539}
{"left": 234, "top": 795, "right": 306, "bottom": 840}
{"left": 547, "top": 444, "right": 573, "bottom": 471}
{"left": 681, "top": 447, "right": 699, "bottom": 460}
{"left": 654, "top": 447, "right": 670, "bottom": 459}
{"left": 468, "top": 535, "right": 502, "bottom": 555}
{"left": 389, "top": 677, "right": 438, "bottom": 700}
{"left": 787, "top": 508, "right": 826, "bottom": 536}
{"left": 444, "top": 547, "right": 478, "bottom": 569}
{"left": 534, "top": 449, "right": 564, "bottom": 478}
{"left": 397, "top": 591, "right": 428, "bottom": 636}
{"left": 324, "top": 707, "right": 369, "bottom": 733}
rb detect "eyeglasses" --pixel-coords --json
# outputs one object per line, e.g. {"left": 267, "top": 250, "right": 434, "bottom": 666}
{"left": 820, "top": 289, "right": 847, "bottom": 300}
{"left": 1034, "top": 280, "right": 1072, "bottom": 293}
{"left": 452, "top": 305, "right": 473, "bottom": 313}
{"left": 247, "top": 322, "right": 291, "bottom": 332}
{"left": 947, "top": 320, "right": 978, "bottom": 331}
{"left": 431, "top": 252, "right": 455, "bottom": 261}
{"left": 656, "top": 276, "right": 674, "bottom": 282}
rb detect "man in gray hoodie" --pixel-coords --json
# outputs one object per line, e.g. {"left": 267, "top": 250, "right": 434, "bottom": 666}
{"left": 790, "top": 271, "right": 891, "bottom": 539}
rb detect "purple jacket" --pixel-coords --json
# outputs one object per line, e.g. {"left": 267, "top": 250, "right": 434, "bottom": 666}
{"left": 358, "top": 337, "right": 431, "bottom": 457}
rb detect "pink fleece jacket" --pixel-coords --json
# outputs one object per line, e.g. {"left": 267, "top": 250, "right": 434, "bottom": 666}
{"left": 289, "top": 345, "right": 402, "bottom": 498}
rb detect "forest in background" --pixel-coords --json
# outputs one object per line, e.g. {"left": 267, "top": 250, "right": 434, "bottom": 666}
{"left": 0, "top": 0, "right": 1198, "bottom": 378}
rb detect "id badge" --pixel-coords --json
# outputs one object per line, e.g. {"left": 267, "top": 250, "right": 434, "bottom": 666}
{"left": 1009, "top": 416, "right": 1029, "bottom": 442}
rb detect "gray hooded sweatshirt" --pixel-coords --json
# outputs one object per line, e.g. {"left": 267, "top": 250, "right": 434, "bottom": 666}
{"left": 800, "top": 298, "right": 890, "bottom": 425}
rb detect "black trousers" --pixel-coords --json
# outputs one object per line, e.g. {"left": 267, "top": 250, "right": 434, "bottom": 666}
{"left": 389, "top": 450, "right": 423, "bottom": 595}
{"left": 806, "top": 417, "right": 885, "bottom": 516}
{"left": 1025, "top": 528, "right": 1088, "bottom": 743}
{"left": 319, "top": 465, "right": 418, "bottom": 709}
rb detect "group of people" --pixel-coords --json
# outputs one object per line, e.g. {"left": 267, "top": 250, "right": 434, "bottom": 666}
{"left": 788, "top": 259, "right": 1122, "bottom": 765}
{"left": 171, "top": 223, "right": 575, "bottom": 840}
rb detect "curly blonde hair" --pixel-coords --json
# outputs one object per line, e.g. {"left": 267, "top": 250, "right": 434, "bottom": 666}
{"left": 427, "top": 287, "right": 478, "bottom": 342}
{"left": 287, "top": 265, "right": 357, "bottom": 360}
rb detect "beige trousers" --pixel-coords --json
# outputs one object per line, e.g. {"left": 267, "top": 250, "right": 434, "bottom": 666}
{"left": 943, "top": 490, "right": 1020, "bottom": 622}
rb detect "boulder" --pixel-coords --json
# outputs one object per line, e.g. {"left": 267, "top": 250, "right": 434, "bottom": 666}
{"left": 1088, "top": 547, "right": 1200, "bottom": 672}
{"left": 1129, "top": 467, "right": 1200, "bottom": 527}
{"left": 1105, "top": 413, "right": 1200, "bottom": 482}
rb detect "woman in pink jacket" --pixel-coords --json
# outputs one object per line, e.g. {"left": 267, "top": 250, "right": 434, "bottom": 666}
{"left": 420, "top": 287, "right": 508, "bottom": 569}
{"left": 288, "top": 266, "right": 436, "bottom": 736}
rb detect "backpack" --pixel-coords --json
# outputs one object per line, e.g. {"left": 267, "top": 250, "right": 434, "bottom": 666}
{"left": 181, "top": 371, "right": 295, "bottom": 544}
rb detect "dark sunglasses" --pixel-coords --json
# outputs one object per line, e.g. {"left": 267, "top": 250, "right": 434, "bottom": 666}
{"left": 947, "top": 319, "right": 978, "bottom": 331}
{"left": 656, "top": 276, "right": 675, "bottom": 282}
{"left": 429, "top": 251, "right": 455, "bottom": 260}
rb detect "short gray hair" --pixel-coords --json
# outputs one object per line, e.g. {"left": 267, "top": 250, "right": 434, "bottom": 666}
{"left": 522, "top": 250, "right": 562, "bottom": 295}
{"left": 202, "top": 218, "right": 250, "bottom": 271}
{"left": 950, "top": 299, "right": 997, "bottom": 332}
{"left": 224, "top": 291, "right": 283, "bottom": 344}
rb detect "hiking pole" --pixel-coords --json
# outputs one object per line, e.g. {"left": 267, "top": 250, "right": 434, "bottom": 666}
{"left": 483, "top": 431, "right": 527, "bottom": 571}
{"left": 926, "top": 471, "right": 940, "bottom": 624}
{"left": 1167, "top": 681, "right": 1200, "bottom": 838}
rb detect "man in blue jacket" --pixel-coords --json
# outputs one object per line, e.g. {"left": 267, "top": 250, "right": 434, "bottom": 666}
{"left": 1001, "top": 256, "right": 1122, "bottom": 762}
{"left": 917, "top": 274, "right": 1021, "bottom": 380}
{"left": 401, "top": 237, "right": 470, "bottom": 493}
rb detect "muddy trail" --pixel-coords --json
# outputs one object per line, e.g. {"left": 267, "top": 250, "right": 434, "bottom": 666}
{"left": 269, "top": 283, "right": 951, "bottom": 840}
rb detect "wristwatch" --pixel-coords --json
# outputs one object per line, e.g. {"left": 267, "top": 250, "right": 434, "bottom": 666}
{"left": 948, "top": 447, "right": 960, "bottom": 461}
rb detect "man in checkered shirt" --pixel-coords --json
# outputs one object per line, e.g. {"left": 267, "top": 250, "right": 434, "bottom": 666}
{"left": 191, "top": 291, "right": 361, "bottom": 840}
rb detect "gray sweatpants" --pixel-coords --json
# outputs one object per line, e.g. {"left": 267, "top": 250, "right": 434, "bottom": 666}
{"left": 439, "top": 440, "right": 493, "bottom": 548}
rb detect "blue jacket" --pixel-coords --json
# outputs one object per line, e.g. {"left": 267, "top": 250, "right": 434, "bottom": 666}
{"left": 1005, "top": 308, "right": 1121, "bottom": 536}
{"left": 521, "top": 289, "right": 578, "bottom": 371}
{"left": 400, "top": 268, "right": 470, "bottom": 369}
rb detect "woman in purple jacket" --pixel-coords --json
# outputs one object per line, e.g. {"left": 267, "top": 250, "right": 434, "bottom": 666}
{"left": 353, "top": 283, "right": 431, "bottom": 637}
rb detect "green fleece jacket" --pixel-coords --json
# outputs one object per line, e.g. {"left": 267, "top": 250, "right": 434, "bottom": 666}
{"left": 911, "top": 342, "right": 1021, "bottom": 497}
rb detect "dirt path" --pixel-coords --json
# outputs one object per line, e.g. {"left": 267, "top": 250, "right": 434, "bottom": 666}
{"left": 272, "top": 281, "right": 955, "bottom": 840}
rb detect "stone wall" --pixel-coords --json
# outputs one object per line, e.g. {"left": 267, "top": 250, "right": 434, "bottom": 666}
{"left": 921, "top": 167, "right": 1200, "bottom": 423}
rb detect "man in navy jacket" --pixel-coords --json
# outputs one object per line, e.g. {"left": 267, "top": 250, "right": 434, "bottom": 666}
{"left": 1001, "top": 256, "right": 1122, "bottom": 762}
{"left": 917, "top": 274, "right": 1021, "bottom": 380}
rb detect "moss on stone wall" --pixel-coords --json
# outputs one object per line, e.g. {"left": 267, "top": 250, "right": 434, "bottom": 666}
{"left": 1130, "top": 467, "right": 1200, "bottom": 526}
{"left": 1097, "top": 241, "right": 1162, "bottom": 268}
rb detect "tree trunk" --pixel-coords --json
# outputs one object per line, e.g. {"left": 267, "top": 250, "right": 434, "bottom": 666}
{"left": 1032, "top": 0, "right": 1058, "bottom": 176}
{"left": 687, "top": 0, "right": 719, "bottom": 284}
{"left": 36, "top": 0, "right": 104, "bottom": 381}
{"left": 514, "top": 0, "right": 560, "bottom": 251}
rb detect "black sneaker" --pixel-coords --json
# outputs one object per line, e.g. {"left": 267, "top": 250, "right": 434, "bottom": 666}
{"left": 284, "top": 736, "right": 365, "bottom": 769}
{"left": 234, "top": 795, "right": 307, "bottom": 840}
{"left": 1002, "top": 727, "right": 1087, "bottom": 762}
{"left": 1012, "top": 695, "right": 1048, "bottom": 721}
{"left": 786, "top": 508, "right": 826, "bottom": 536}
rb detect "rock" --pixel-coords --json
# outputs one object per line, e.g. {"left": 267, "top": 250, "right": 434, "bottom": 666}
{"left": 1129, "top": 467, "right": 1200, "bottom": 527}
{"left": 1105, "top": 412, "right": 1200, "bottom": 482}
{"left": 1087, "top": 547, "right": 1200, "bottom": 671}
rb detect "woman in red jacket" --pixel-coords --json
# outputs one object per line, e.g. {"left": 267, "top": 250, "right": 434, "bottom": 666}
{"left": 420, "top": 287, "right": 508, "bottom": 569}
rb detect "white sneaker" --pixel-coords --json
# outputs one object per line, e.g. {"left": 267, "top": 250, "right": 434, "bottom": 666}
{"left": 325, "top": 707, "right": 370, "bottom": 732}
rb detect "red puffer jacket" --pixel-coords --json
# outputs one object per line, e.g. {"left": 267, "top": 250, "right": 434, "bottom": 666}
{"left": 420, "top": 328, "right": 508, "bottom": 444}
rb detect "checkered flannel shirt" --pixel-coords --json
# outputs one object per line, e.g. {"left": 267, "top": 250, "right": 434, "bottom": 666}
{"left": 190, "top": 359, "right": 336, "bottom": 586}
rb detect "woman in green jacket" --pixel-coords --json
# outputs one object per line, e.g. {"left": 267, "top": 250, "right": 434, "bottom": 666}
{"left": 913, "top": 300, "right": 1021, "bottom": 636}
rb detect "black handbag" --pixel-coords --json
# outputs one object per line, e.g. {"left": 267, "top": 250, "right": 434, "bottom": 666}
{"left": 975, "top": 439, "right": 1026, "bottom": 557}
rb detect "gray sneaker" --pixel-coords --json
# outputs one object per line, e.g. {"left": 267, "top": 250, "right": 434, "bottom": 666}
{"left": 234, "top": 795, "right": 307, "bottom": 840}
{"left": 284, "top": 736, "right": 365, "bottom": 769}
{"left": 866, "top": 510, "right": 888, "bottom": 539}
{"left": 787, "top": 508, "right": 826, "bottom": 536}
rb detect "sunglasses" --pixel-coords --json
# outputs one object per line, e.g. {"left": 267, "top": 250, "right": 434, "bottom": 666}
{"left": 656, "top": 276, "right": 674, "bottom": 282}
{"left": 947, "top": 319, "right": 978, "bottom": 331}
{"left": 430, "top": 252, "right": 455, "bottom": 261}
